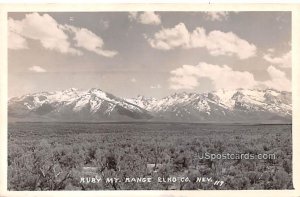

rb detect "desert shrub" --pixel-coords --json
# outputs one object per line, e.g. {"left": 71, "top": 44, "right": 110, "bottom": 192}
{"left": 272, "top": 169, "right": 290, "bottom": 189}
{"left": 283, "top": 159, "right": 292, "bottom": 174}
{"left": 8, "top": 123, "right": 293, "bottom": 190}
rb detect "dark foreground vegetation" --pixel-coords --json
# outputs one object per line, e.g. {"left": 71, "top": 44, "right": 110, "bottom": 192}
{"left": 8, "top": 122, "right": 293, "bottom": 190}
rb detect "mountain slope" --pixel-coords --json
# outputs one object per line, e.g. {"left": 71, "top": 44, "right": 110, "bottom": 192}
{"left": 8, "top": 88, "right": 152, "bottom": 122}
{"left": 8, "top": 88, "right": 292, "bottom": 123}
{"left": 126, "top": 89, "right": 292, "bottom": 123}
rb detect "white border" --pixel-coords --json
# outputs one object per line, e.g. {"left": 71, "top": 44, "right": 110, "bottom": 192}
{"left": 0, "top": 3, "right": 299, "bottom": 197}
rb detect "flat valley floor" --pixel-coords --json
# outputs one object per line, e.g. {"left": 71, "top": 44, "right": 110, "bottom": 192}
{"left": 8, "top": 122, "right": 293, "bottom": 190}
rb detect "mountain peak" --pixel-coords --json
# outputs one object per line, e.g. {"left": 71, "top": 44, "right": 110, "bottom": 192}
{"left": 63, "top": 88, "right": 78, "bottom": 92}
{"left": 8, "top": 88, "right": 292, "bottom": 123}
{"left": 88, "top": 87, "right": 102, "bottom": 92}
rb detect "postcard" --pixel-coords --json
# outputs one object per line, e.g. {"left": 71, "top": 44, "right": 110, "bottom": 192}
{"left": 0, "top": 3, "right": 300, "bottom": 197}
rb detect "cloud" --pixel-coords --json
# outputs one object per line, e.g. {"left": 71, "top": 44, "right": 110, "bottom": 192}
{"left": 8, "top": 13, "right": 117, "bottom": 57}
{"left": 8, "top": 31, "right": 28, "bottom": 50}
{"left": 99, "top": 19, "right": 110, "bottom": 30}
{"left": 28, "top": 66, "right": 46, "bottom": 73}
{"left": 263, "top": 50, "right": 291, "bottom": 68}
{"left": 204, "top": 12, "right": 229, "bottom": 21}
{"left": 147, "top": 23, "right": 256, "bottom": 59}
{"left": 169, "top": 62, "right": 291, "bottom": 91}
{"left": 130, "top": 78, "right": 137, "bottom": 83}
{"left": 150, "top": 84, "right": 162, "bottom": 89}
{"left": 8, "top": 13, "right": 82, "bottom": 55}
{"left": 170, "top": 62, "right": 257, "bottom": 90}
{"left": 263, "top": 66, "right": 291, "bottom": 91}
{"left": 63, "top": 25, "right": 118, "bottom": 58}
{"left": 129, "top": 12, "right": 161, "bottom": 25}
{"left": 148, "top": 23, "right": 191, "bottom": 50}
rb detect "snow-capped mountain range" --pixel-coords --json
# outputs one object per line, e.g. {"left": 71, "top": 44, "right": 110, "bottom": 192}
{"left": 8, "top": 88, "right": 292, "bottom": 123}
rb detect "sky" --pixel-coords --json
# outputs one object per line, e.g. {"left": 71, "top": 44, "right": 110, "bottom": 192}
{"left": 8, "top": 11, "right": 291, "bottom": 98}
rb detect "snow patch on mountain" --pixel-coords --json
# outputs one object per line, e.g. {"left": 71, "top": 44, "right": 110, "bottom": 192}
{"left": 8, "top": 88, "right": 292, "bottom": 123}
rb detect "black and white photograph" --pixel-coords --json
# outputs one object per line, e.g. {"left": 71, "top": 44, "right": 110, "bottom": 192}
{"left": 2, "top": 8, "right": 296, "bottom": 192}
